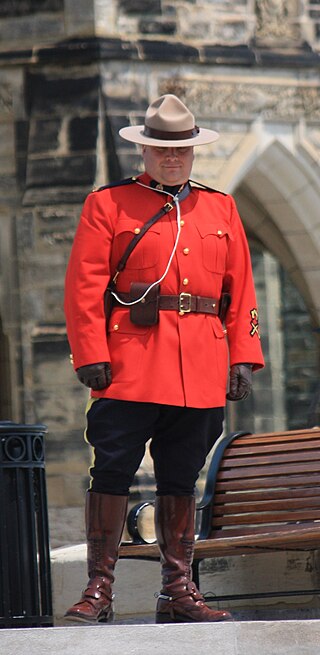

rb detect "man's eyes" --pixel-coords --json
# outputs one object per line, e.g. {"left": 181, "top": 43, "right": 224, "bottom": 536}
{"left": 155, "top": 147, "right": 190, "bottom": 154}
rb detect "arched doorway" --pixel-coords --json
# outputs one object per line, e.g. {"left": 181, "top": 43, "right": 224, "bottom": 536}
{"left": 226, "top": 242, "right": 320, "bottom": 434}
{"left": 227, "top": 139, "right": 320, "bottom": 433}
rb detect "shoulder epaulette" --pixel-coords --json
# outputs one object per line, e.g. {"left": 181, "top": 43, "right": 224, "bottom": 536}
{"left": 189, "top": 179, "right": 227, "bottom": 196}
{"left": 93, "top": 177, "right": 137, "bottom": 192}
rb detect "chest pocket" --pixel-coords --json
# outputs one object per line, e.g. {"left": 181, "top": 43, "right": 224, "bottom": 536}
{"left": 196, "top": 223, "right": 233, "bottom": 274}
{"left": 113, "top": 220, "right": 161, "bottom": 270}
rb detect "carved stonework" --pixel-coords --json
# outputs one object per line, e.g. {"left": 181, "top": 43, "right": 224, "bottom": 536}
{"left": 255, "top": 0, "right": 300, "bottom": 44}
{"left": 0, "top": 82, "right": 12, "bottom": 115}
{"left": 159, "top": 78, "right": 320, "bottom": 120}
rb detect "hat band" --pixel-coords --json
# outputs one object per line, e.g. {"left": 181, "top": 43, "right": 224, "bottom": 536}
{"left": 143, "top": 125, "right": 200, "bottom": 140}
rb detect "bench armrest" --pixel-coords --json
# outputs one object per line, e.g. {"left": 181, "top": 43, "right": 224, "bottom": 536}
{"left": 196, "top": 430, "right": 250, "bottom": 539}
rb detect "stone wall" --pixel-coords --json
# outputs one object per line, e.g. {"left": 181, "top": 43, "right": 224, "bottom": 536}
{"left": 0, "top": 1, "right": 320, "bottom": 544}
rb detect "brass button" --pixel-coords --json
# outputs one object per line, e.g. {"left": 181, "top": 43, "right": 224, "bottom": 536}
{"left": 113, "top": 324, "right": 119, "bottom": 331}
{"left": 183, "top": 248, "right": 190, "bottom": 255}
{"left": 217, "top": 230, "right": 222, "bottom": 235}
{"left": 182, "top": 278, "right": 189, "bottom": 286}
{"left": 156, "top": 183, "right": 163, "bottom": 191}
{"left": 180, "top": 220, "right": 185, "bottom": 227}
{"left": 134, "top": 227, "right": 141, "bottom": 235}
{"left": 179, "top": 311, "right": 185, "bottom": 316}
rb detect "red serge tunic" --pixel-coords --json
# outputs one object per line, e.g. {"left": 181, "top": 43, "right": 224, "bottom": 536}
{"left": 64, "top": 173, "right": 264, "bottom": 408}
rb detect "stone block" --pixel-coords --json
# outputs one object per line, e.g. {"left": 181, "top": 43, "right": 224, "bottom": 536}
{"left": 44, "top": 287, "right": 66, "bottom": 322}
{"left": 16, "top": 212, "right": 35, "bottom": 250}
{"left": 23, "top": 185, "right": 89, "bottom": 206}
{"left": 119, "top": 0, "right": 161, "bottom": 15}
{"left": 0, "top": 15, "right": 64, "bottom": 45}
{"left": 117, "top": 153, "right": 143, "bottom": 178}
{"left": 202, "top": 44, "right": 255, "bottom": 66}
{"left": 139, "top": 39, "right": 199, "bottom": 62}
{"left": 107, "top": 114, "right": 142, "bottom": 147}
{"left": 49, "top": 506, "right": 86, "bottom": 549}
{"left": 36, "top": 37, "right": 140, "bottom": 64}
{"left": 38, "top": 207, "right": 77, "bottom": 232}
{"left": 139, "top": 20, "right": 176, "bottom": 35}
{"left": 0, "top": 0, "right": 63, "bottom": 17}
{"left": 257, "top": 46, "right": 320, "bottom": 68}
{"left": 28, "top": 118, "right": 62, "bottom": 154}
{"left": 104, "top": 95, "right": 148, "bottom": 111}
{"left": 15, "top": 120, "right": 29, "bottom": 185}
{"left": 69, "top": 116, "right": 98, "bottom": 151}
{"left": 26, "top": 154, "right": 96, "bottom": 188}
{"left": 28, "top": 72, "right": 100, "bottom": 115}
{"left": 99, "top": 37, "right": 139, "bottom": 60}
{"left": 64, "top": 0, "right": 95, "bottom": 36}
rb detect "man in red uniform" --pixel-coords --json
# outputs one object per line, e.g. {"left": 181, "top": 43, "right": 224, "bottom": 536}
{"left": 64, "top": 94, "right": 264, "bottom": 624}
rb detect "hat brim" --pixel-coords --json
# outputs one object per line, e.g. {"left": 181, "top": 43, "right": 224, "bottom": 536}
{"left": 119, "top": 125, "right": 219, "bottom": 147}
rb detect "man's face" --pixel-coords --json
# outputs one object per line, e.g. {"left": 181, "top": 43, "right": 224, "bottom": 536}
{"left": 142, "top": 145, "right": 194, "bottom": 186}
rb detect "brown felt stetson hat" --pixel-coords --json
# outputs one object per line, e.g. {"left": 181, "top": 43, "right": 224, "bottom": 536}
{"left": 119, "top": 94, "right": 219, "bottom": 147}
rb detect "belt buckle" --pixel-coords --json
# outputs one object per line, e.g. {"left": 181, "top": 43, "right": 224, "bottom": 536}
{"left": 179, "top": 292, "right": 192, "bottom": 314}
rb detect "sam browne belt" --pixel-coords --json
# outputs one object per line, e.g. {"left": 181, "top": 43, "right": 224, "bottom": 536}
{"left": 113, "top": 291, "right": 220, "bottom": 316}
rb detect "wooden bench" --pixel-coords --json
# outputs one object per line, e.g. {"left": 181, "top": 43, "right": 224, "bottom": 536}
{"left": 119, "top": 427, "right": 320, "bottom": 602}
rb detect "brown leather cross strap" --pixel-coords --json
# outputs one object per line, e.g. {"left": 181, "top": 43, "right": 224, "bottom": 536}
{"left": 113, "top": 292, "right": 220, "bottom": 315}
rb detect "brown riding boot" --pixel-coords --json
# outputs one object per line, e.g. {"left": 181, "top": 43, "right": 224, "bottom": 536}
{"left": 155, "top": 495, "right": 232, "bottom": 623}
{"left": 65, "top": 491, "right": 128, "bottom": 623}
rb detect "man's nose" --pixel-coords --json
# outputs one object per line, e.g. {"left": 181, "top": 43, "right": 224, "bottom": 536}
{"left": 165, "top": 148, "right": 179, "bottom": 158}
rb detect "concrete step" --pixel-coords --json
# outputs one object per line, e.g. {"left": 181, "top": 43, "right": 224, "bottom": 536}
{"left": 1, "top": 620, "right": 320, "bottom": 655}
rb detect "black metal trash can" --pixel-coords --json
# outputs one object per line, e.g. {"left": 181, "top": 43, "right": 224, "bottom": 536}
{"left": 0, "top": 421, "right": 53, "bottom": 628}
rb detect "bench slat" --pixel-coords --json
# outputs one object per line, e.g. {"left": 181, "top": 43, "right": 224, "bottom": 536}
{"left": 212, "top": 508, "right": 320, "bottom": 526}
{"left": 202, "top": 524, "right": 320, "bottom": 555}
{"left": 217, "top": 460, "right": 320, "bottom": 480}
{"left": 225, "top": 429, "right": 320, "bottom": 447}
{"left": 221, "top": 449, "right": 320, "bottom": 468}
{"left": 213, "top": 496, "right": 320, "bottom": 514}
{"left": 209, "top": 522, "right": 320, "bottom": 541}
{"left": 214, "top": 487, "right": 320, "bottom": 504}
{"left": 215, "top": 473, "right": 320, "bottom": 491}
{"left": 224, "top": 439, "right": 320, "bottom": 458}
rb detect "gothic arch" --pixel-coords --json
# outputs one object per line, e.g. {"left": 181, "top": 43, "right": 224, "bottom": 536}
{"left": 223, "top": 138, "right": 320, "bottom": 329}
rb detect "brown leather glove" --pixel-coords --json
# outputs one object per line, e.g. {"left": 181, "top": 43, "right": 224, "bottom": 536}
{"left": 226, "top": 364, "right": 252, "bottom": 401}
{"left": 76, "top": 362, "right": 112, "bottom": 391}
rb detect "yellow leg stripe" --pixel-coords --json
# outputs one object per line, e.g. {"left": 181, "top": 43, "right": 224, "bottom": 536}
{"left": 84, "top": 397, "right": 99, "bottom": 489}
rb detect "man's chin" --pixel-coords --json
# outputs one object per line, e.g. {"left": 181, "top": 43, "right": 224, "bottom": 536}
{"left": 160, "top": 173, "right": 186, "bottom": 186}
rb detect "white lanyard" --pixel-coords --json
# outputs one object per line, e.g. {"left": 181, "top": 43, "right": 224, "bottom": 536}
{"left": 110, "top": 182, "right": 182, "bottom": 307}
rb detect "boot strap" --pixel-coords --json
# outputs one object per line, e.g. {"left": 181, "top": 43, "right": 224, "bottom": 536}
{"left": 160, "top": 582, "right": 204, "bottom": 603}
{"left": 83, "top": 578, "right": 113, "bottom": 602}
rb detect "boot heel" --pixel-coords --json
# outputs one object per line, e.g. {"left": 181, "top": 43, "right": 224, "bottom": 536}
{"left": 155, "top": 612, "right": 174, "bottom": 624}
{"left": 98, "top": 609, "right": 114, "bottom": 623}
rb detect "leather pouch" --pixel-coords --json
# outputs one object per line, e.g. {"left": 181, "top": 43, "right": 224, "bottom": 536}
{"left": 130, "top": 282, "right": 160, "bottom": 326}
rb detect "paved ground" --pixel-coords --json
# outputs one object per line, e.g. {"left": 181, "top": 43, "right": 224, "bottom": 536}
{"left": 1, "top": 620, "right": 320, "bottom": 655}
